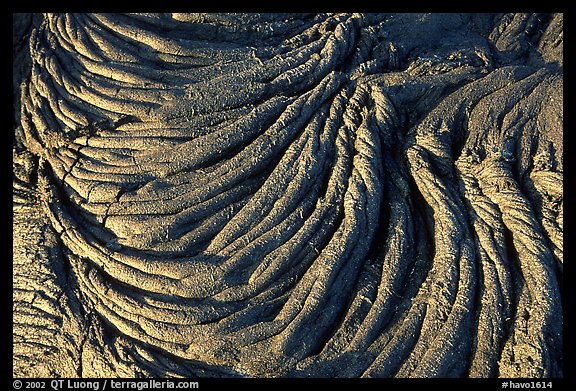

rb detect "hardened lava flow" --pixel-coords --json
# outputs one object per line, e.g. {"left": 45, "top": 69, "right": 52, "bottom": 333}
{"left": 13, "top": 13, "right": 563, "bottom": 378}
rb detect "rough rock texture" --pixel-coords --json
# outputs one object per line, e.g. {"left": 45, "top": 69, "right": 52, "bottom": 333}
{"left": 13, "top": 13, "right": 563, "bottom": 378}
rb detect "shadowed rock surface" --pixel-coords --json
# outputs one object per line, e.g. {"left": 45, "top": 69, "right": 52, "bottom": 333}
{"left": 13, "top": 13, "right": 563, "bottom": 378}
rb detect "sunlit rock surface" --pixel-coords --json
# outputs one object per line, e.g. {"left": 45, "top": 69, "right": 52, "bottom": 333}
{"left": 13, "top": 13, "right": 563, "bottom": 378}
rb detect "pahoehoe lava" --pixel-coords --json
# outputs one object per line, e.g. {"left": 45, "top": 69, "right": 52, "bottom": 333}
{"left": 13, "top": 13, "right": 563, "bottom": 378}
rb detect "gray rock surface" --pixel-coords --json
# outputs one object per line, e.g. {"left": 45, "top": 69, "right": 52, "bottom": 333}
{"left": 13, "top": 13, "right": 563, "bottom": 378}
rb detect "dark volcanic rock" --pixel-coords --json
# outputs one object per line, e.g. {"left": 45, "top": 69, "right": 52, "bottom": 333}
{"left": 13, "top": 13, "right": 563, "bottom": 378}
